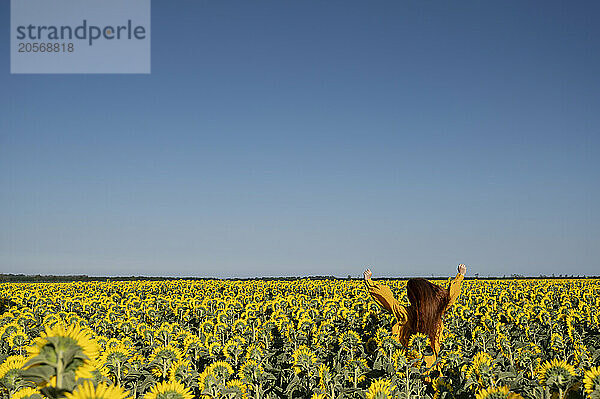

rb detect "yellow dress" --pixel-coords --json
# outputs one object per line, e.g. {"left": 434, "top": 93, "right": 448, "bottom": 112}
{"left": 364, "top": 273, "right": 464, "bottom": 369}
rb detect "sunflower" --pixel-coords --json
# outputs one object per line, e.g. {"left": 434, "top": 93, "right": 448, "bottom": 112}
{"left": 183, "top": 335, "right": 203, "bottom": 357}
{"left": 238, "top": 360, "right": 264, "bottom": 385}
{"left": 391, "top": 348, "right": 407, "bottom": 375}
{"left": 201, "top": 320, "right": 214, "bottom": 335}
{"left": 537, "top": 359, "right": 577, "bottom": 390}
{"left": 338, "top": 330, "right": 362, "bottom": 353}
{"left": 292, "top": 345, "right": 317, "bottom": 375}
{"left": 11, "top": 387, "right": 42, "bottom": 399}
{"left": 225, "top": 379, "right": 248, "bottom": 399}
{"left": 144, "top": 380, "right": 193, "bottom": 399}
{"left": 95, "top": 335, "right": 110, "bottom": 351}
{"left": 233, "top": 319, "right": 247, "bottom": 335}
{"left": 574, "top": 342, "right": 591, "bottom": 367}
{"left": 549, "top": 333, "right": 566, "bottom": 353}
{"left": 99, "top": 345, "right": 131, "bottom": 376}
{"left": 583, "top": 366, "right": 600, "bottom": 396}
{"left": 7, "top": 331, "right": 29, "bottom": 354}
{"left": 365, "top": 337, "right": 378, "bottom": 354}
{"left": 23, "top": 323, "right": 98, "bottom": 389}
{"left": 136, "top": 325, "right": 154, "bottom": 345}
{"left": 0, "top": 322, "right": 23, "bottom": 341}
{"left": 64, "top": 381, "right": 130, "bottom": 399}
{"left": 214, "top": 322, "right": 229, "bottom": 338}
{"left": 466, "top": 352, "right": 495, "bottom": 388}
{"left": 28, "top": 323, "right": 99, "bottom": 360}
{"left": 168, "top": 359, "right": 192, "bottom": 383}
{"left": 377, "top": 335, "right": 401, "bottom": 359}
{"left": 297, "top": 317, "right": 314, "bottom": 334}
{"left": 207, "top": 360, "right": 235, "bottom": 383}
{"left": 198, "top": 368, "right": 215, "bottom": 393}
{"left": 148, "top": 344, "right": 183, "bottom": 379}
{"left": 317, "top": 364, "right": 332, "bottom": 393}
{"left": 244, "top": 344, "right": 264, "bottom": 363}
{"left": 223, "top": 339, "right": 244, "bottom": 363}
{"left": 0, "top": 355, "right": 27, "bottom": 392}
{"left": 495, "top": 333, "right": 511, "bottom": 356}
{"left": 432, "top": 377, "right": 451, "bottom": 399}
{"left": 208, "top": 342, "right": 222, "bottom": 358}
{"left": 365, "top": 378, "right": 396, "bottom": 399}
{"left": 408, "top": 332, "right": 431, "bottom": 355}
{"left": 155, "top": 325, "right": 173, "bottom": 347}
{"left": 375, "top": 327, "right": 391, "bottom": 344}
{"left": 344, "top": 358, "right": 369, "bottom": 386}
{"left": 475, "top": 386, "right": 524, "bottom": 399}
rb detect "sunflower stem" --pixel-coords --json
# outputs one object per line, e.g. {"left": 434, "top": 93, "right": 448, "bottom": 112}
{"left": 56, "top": 349, "right": 64, "bottom": 391}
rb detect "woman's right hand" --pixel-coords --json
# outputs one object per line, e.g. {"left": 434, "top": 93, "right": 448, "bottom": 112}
{"left": 458, "top": 264, "right": 466, "bottom": 275}
{"left": 363, "top": 268, "right": 372, "bottom": 281}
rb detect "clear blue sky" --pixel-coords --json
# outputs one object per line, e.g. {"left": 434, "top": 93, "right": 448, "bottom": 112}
{"left": 1, "top": 1, "right": 598, "bottom": 278}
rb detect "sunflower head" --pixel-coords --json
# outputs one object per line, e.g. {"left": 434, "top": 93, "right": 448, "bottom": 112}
{"left": 583, "top": 366, "right": 600, "bottom": 396}
{"left": 391, "top": 349, "right": 407, "bottom": 376}
{"left": 64, "top": 380, "right": 130, "bottom": 399}
{"left": 238, "top": 360, "right": 264, "bottom": 385}
{"left": 223, "top": 339, "right": 244, "bottom": 360}
{"left": 365, "top": 337, "right": 378, "bottom": 354}
{"left": 365, "top": 378, "right": 396, "bottom": 399}
{"left": 224, "top": 379, "right": 247, "bottom": 399}
{"left": 291, "top": 345, "right": 317, "bottom": 375}
{"left": 475, "top": 386, "right": 524, "bottom": 399}
{"left": 7, "top": 331, "right": 29, "bottom": 351}
{"left": 11, "top": 387, "right": 42, "bottom": 399}
{"left": 537, "top": 359, "right": 577, "bottom": 391}
{"left": 344, "top": 358, "right": 369, "bottom": 384}
{"left": 144, "top": 380, "right": 193, "bottom": 399}
{"left": 208, "top": 342, "right": 222, "bottom": 358}
{"left": 338, "top": 330, "right": 362, "bottom": 352}
{"left": 549, "top": 333, "right": 566, "bottom": 353}
{"left": 466, "top": 352, "right": 495, "bottom": 389}
{"left": 0, "top": 355, "right": 28, "bottom": 392}
{"left": 408, "top": 333, "right": 431, "bottom": 356}
{"left": 297, "top": 317, "right": 314, "bottom": 334}
{"left": 317, "top": 364, "right": 332, "bottom": 392}
{"left": 0, "top": 323, "right": 23, "bottom": 341}
{"left": 99, "top": 345, "right": 131, "bottom": 367}
{"left": 148, "top": 345, "right": 183, "bottom": 379}
{"left": 375, "top": 327, "right": 391, "bottom": 344}
{"left": 207, "top": 360, "right": 234, "bottom": 384}
{"left": 432, "top": 377, "right": 451, "bottom": 399}
{"left": 21, "top": 324, "right": 98, "bottom": 392}
{"left": 377, "top": 335, "right": 401, "bottom": 358}
{"left": 198, "top": 368, "right": 217, "bottom": 394}
{"left": 168, "top": 359, "right": 192, "bottom": 383}
{"left": 244, "top": 344, "right": 264, "bottom": 363}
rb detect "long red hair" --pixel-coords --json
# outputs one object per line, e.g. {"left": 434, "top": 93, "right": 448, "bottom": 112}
{"left": 405, "top": 278, "right": 450, "bottom": 348}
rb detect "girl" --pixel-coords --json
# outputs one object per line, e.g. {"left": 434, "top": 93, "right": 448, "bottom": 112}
{"left": 363, "top": 264, "right": 466, "bottom": 371}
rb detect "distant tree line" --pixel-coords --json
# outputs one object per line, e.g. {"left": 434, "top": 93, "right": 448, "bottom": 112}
{"left": 0, "top": 274, "right": 343, "bottom": 283}
{"left": 0, "top": 273, "right": 596, "bottom": 283}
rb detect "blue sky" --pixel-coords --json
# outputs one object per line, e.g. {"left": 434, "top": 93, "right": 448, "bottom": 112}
{"left": 1, "top": 1, "right": 598, "bottom": 278}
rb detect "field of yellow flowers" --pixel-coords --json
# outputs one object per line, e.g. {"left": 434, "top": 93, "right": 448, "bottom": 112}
{"left": 1, "top": 278, "right": 599, "bottom": 399}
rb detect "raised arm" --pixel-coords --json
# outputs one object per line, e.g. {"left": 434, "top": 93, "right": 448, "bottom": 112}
{"left": 446, "top": 264, "right": 466, "bottom": 310}
{"left": 363, "top": 268, "right": 408, "bottom": 324}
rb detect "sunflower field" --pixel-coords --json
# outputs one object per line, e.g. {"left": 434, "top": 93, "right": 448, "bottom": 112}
{"left": 1, "top": 278, "right": 599, "bottom": 399}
